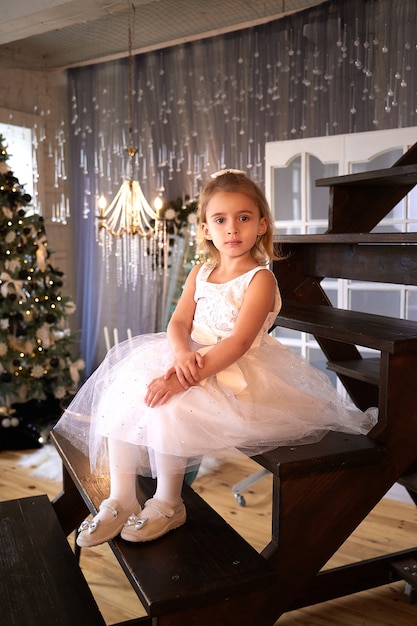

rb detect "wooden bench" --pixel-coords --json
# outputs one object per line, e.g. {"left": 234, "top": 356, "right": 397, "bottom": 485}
{"left": 0, "top": 495, "right": 106, "bottom": 626}
{"left": 51, "top": 430, "right": 276, "bottom": 626}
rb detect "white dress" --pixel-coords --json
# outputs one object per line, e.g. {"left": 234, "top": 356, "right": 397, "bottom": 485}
{"left": 55, "top": 263, "right": 377, "bottom": 477}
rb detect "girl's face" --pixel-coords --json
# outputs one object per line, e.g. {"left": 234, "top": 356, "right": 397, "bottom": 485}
{"left": 202, "top": 191, "right": 267, "bottom": 260}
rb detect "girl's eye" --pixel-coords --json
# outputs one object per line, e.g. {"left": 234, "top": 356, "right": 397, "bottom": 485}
{"left": 215, "top": 217, "right": 224, "bottom": 224}
{"left": 239, "top": 215, "right": 249, "bottom": 221}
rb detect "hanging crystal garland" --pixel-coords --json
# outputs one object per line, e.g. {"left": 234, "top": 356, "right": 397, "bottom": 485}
{"left": 66, "top": 0, "right": 417, "bottom": 223}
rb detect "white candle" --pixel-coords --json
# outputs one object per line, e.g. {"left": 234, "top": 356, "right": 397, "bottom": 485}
{"left": 104, "top": 326, "right": 111, "bottom": 352}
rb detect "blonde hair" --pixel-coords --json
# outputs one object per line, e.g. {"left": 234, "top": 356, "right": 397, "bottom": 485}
{"left": 197, "top": 171, "right": 278, "bottom": 265}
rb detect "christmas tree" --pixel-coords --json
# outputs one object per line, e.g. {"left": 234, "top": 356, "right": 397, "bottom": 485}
{"left": 0, "top": 134, "right": 84, "bottom": 449}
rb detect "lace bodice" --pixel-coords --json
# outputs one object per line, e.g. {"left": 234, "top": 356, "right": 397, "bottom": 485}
{"left": 191, "top": 263, "right": 281, "bottom": 346}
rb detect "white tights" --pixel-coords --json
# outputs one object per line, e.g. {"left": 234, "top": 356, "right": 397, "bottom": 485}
{"left": 108, "top": 439, "right": 185, "bottom": 510}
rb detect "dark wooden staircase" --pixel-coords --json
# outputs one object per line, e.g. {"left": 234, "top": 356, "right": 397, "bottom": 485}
{"left": 256, "top": 141, "right": 417, "bottom": 619}
{"left": 49, "top": 143, "right": 417, "bottom": 625}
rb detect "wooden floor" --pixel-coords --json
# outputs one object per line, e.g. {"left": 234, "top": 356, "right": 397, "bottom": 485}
{"left": 1, "top": 447, "right": 417, "bottom": 625}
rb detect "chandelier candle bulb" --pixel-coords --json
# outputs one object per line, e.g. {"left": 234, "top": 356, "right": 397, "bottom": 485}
{"left": 93, "top": 3, "right": 169, "bottom": 296}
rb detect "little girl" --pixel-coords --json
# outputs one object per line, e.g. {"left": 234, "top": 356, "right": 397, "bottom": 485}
{"left": 55, "top": 170, "right": 377, "bottom": 547}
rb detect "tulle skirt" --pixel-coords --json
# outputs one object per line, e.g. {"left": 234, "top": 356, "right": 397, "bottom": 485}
{"left": 55, "top": 332, "right": 377, "bottom": 478}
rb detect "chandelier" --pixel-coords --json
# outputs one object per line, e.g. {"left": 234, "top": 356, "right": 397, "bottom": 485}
{"left": 96, "top": 4, "right": 166, "bottom": 290}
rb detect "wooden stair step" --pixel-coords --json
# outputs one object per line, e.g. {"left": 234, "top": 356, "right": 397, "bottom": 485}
{"left": 397, "top": 472, "right": 417, "bottom": 494}
{"left": 326, "top": 357, "right": 380, "bottom": 385}
{"left": 253, "top": 431, "right": 386, "bottom": 479}
{"left": 119, "top": 477, "right": 275, "bottom": 616}
{"left": 317, "top": 146, "right": 417, "bottom": 233}
{"left": 303, "top": 242, "right": 417, "bottom": 286}
{"left": 274, "top": 239, "right": 417, "bottom": 287}
{"left": 275, "top": 233, "right": 417, "bottom": 243}
{"left": 290, "top": 549, "right": 417, "bottom": 610}
{"left": 276, "top": 302, "right": 417, "bottom": 353}
{"left": 316, "top": 163, "right": 417, "bottom": 187}
{"left": 390, "top": 558, "right": 417, "bottom": 591}
{"left": 0, "top": 495, "right": 105, "bottom": 626}
{"left": 51, "top": 431, "right": 275, "bottom": 618}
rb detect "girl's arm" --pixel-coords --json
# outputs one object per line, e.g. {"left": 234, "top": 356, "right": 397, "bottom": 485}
{"left": 166, "top": 264, "right": 204, "bottom": 386}
{"left": 146, "top": 269, "right": 277, "bottom": 407}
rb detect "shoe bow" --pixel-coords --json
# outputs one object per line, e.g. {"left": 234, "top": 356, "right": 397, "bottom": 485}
{"left": 125, "top": 513, "right": 148, "bottom": 530}
{"left": 79, "top": 518, "right": 100, "bottom": 534}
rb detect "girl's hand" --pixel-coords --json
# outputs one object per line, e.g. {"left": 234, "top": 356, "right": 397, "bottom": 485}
{"left": 165, "top": 351, "right": 204, "bottom": 389}
{"left": 145, "top": 372, "right": 186, "bottom": 407}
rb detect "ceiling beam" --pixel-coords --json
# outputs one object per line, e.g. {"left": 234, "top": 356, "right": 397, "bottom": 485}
{"left": 0, "top": 0, "right": 141, "bottom": 45}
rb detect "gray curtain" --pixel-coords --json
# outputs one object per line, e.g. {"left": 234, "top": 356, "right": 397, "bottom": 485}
{"left": 68, "top": 0, "right": 417, "bottom": 374}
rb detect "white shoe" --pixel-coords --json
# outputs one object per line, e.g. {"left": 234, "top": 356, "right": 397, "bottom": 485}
{"left": 76, "top": 498, "right": 141, "bottom": 547}
{"left": 121, "top": 498, "right": 186, "bottom": 542}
